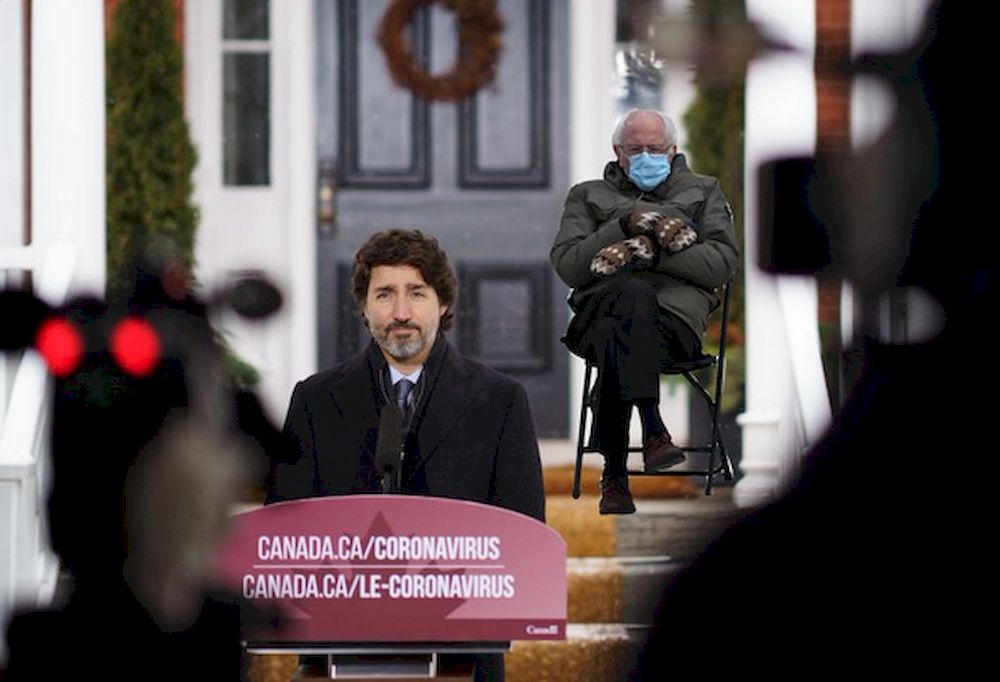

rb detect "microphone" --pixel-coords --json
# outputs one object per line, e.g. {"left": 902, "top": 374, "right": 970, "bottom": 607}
{"left": 374, "top": 401, "right": 403, "bottom": 493}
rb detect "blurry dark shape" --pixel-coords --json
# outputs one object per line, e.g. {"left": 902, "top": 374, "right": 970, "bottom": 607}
{"left": 756, "top": 157, "right": 832, "bottom": 274}
{"left": 756, "top": 4, "right": 941, "bottom": 303}
{"left": 132, "top": 233, "right": 197, "bottom": 306}
{"left": 615, "top": 0, "right": 661, "bottom": 43}
{"left": 632, "top": 2, "right": 988, "bottom": 675}
{"left": 647, "top": 0, "right": 791, "bottom": 86}
{"left": 0, "top": 249, "right": 287, "bottom": 680}
{"left": 235, "top": 388, "right": 294, "bottom": 468}
{"left": 127, "top": 235, "right": 201, "bottom": 311}
{"left": 221, "top": 271, "right": 284, "bottom": 320}
{"left": 0, "top": 291, "right": 49, "bottom": 351}
{"left": 125, "top": 236, "right": 268, "bottom": 391}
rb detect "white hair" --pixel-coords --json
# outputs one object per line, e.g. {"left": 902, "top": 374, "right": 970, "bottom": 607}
{"left": 612, "top": 109, "right": 678, "bottom": 147}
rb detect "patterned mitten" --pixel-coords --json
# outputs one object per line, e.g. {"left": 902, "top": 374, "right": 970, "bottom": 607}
{"left": 653, "top": 216, "right": 698, "bottom": 254}
{"left": 621, "top": 210, "right": 667, "bottom": 237}
{"left": 590, "top": 235, "right": 657, "bottom": 276}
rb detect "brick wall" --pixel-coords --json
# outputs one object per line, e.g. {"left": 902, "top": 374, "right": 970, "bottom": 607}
{"left": 814, "top": 0, "right": 851, "bottom": 404}
{"left": 816, "top": 0, "right": 851, "bottom": 153}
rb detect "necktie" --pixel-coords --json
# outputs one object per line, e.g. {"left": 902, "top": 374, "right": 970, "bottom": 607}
{"left": 394, "top": 378, "right": 415, "bottom": 425}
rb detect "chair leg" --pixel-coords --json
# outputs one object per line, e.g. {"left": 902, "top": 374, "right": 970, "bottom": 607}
{"left": 572, "top": 362, "right": 594, "bottom": 499}
{"left": 720, "top": 438, "right": 734, "bottom": 481}
{"left": 682, "top": 369, "right": 728, "bottom": 495}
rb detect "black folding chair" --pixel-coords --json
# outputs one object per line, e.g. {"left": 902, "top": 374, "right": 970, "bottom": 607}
{"left": 571, "top": 280, "right": 735, "bottom": 497}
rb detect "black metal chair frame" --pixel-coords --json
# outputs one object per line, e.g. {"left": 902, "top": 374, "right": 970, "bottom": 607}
{"left": 571, "top": 280, "right": 735, "bottom": 497}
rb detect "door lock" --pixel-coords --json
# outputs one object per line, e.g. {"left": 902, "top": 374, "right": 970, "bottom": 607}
{"left": 318, "top": 158, "right": 337, "bottom": 236}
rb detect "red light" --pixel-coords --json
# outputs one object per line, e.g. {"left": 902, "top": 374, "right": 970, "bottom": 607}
{"left": 35, "top": 318, "right": 84, "bottom": 377}
{"left": 110, "top": 318, "right": 161, "bottom": 377}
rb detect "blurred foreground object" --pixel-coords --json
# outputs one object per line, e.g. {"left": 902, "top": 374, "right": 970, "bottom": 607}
{"left": 0, "top": 250, "right": 286, "bottom": 681}
{"left": 632, "top": 2, "right": 994, "bottom": 676}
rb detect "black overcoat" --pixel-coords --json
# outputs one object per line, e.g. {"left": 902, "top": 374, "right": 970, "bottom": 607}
{"left": 266, "top": 335, "right": 545, "bottom": 523}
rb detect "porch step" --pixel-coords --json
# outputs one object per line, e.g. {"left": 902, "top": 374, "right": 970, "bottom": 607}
{"left": 505, "top": 624, "right": 648, "bottom": 682}
{"left": 546, "top": 488, "right": 744, "bottom": 561}
{"left": 567, "top": 556, "right": 678, "bottom": 624}
{"left": 505, "top": 477, "right": 743, "bottom": 682}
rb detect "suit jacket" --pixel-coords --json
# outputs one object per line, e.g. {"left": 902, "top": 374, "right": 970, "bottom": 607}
{"left": 266, "top": 335, "right": 545, "bottom": 523}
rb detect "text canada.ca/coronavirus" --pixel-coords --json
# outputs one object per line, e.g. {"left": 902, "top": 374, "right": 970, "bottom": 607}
{"left": 257, "top": 534, "right": 502, "bottom": 562}
{"left": 242, "top": 572, "right": 516, "bottom": 600}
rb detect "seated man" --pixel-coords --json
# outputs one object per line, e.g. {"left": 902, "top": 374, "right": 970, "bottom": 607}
{"left": 267, "top": 228, "right": 545, "bottom": 681}
{"left": 550, "top": 108, "right": 738, "bottom": 515}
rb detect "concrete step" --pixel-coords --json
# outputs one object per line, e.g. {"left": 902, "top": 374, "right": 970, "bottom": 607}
{"left": 543, "top": 463, "right": 702, "bottom": 499}
{"left": 567, "top": 556, "right": 678, "bottom": 625}
{"left": 546, "top": 489, "right": 744, "bottom": 561}
{"left": 506, "top": 623, "right": 648, "bottom": 682}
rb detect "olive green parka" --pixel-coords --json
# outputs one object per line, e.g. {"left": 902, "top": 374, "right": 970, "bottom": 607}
{"left": 550, "top": 154, "right": 738, "bottom": 337}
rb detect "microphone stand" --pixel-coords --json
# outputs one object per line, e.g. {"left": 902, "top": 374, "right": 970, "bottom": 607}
{"left": 376, "top": 402, "right": 403, "bottom": 494}
{"left": 382, "top": 471, "right": 396, "bottom": 494}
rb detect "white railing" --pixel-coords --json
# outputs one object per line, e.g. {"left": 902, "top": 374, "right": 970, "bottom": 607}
{"left": 0, "top": 243, "right": 75, "bottom": 661}
{"left": 736, "top": 272, "right": 833, "bottom": 508}
{"left": 773, "top": 276, "right": 835, "bottom": 491}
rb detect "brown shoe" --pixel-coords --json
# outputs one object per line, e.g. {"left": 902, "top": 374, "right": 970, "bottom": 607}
{"left": 599, "top": 473, "right": 636, "bottom": 515}
{"left": 643, "top": 431, "right": 686, "bottom": 472}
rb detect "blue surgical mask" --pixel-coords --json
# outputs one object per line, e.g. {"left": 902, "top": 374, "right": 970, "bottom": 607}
{"left": 627, "top": 152, "right": 671, "bottom": 191}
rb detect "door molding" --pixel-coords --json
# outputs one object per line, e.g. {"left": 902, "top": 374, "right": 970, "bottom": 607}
{"left": 457, "top": 0, "right": 550, "bottom": 188}
{"left": 337, "top": 0, "right": 431, "bottom": 188}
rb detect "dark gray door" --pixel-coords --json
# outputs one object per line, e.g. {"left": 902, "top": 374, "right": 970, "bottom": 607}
{"left": 315, "top": 0, "right": 570, "bottom": 437}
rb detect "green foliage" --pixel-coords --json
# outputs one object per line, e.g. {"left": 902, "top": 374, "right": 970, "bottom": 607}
{"left": 106, "top": 0, "right": 198, "bottom": 302}
{"left": 683, "top": 0, "right": 747, "bottom": 414}
{"left": 106, "top": 0, "right": 260, "bottom": 389}
{"left": 684, "top": 85, "right": 745, "bottom": 334}
{"left": 226, "top": 349, "right": 262, "bottom": 392}
{"left": 214, "top": 326, "right": 262, "bottom": 391}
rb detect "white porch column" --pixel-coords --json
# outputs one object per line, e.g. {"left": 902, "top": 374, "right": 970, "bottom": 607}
{"left": 735, "top": 0, "right": 818, "bottom": 508}
{"left": 31, "top": 0, "right": 106, "bottom": 298}
{"left": 283, "top": 1, "right": 319, "bottom": 406}
{"left": 186, "top": 0, "right": 316, "bottom": 423}
{"left": 0, "top": 0, "right": 26, "bottom": 252}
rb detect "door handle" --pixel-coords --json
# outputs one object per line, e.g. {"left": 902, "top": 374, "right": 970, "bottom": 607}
{"left": 318, "top": 158, "right": 337, "bottom": 236}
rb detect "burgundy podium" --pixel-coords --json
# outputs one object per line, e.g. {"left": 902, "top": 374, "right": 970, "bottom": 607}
{"left": 210, "top": 495, "right": 567, "bottom": 679}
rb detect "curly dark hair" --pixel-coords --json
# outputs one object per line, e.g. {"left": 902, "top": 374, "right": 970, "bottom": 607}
{"left": 351, "top": 229, "right": 458, "bottom": 331}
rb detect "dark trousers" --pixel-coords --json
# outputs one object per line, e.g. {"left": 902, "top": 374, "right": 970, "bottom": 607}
{"left": 565, "top": 277, "right": 700, "bottom": 474}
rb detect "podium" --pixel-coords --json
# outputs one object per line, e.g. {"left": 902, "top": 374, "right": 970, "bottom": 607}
{"left": 210, "top": 495, "right": 567, "bottom": 679}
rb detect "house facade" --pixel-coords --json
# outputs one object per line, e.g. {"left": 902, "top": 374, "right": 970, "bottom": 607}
{"left": 2, "top": 0, "right": 937, "bottom": 660}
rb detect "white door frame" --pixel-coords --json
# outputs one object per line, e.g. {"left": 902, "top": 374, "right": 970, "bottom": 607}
{"left": 185, "top": 0, "right": 317, "bottom": 422}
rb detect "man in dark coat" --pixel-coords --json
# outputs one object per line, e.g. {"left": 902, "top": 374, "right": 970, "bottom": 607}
{"left": 266, "top": 228, "right": 545, "bottom": 681}
{"left": 551, "top": 109, "right": 738, "bottom": 514}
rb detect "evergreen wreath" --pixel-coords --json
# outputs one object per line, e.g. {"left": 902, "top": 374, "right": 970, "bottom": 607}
{"left": 377, "top": 0, "right": 504, "bottom": 101}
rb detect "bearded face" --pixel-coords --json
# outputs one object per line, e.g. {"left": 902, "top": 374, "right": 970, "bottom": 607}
{"left": 363, "top": 265, "right": 446, "bottom": 368}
